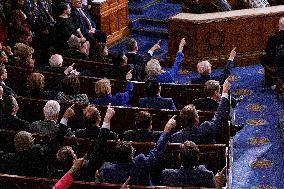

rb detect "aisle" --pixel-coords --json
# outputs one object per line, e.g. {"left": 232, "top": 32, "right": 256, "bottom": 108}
{"left": 228, "top": 65, "right": 284, "bottom": 189}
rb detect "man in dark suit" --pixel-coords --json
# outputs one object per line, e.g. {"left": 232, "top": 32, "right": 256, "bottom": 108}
{"left": 0, "top": 64, "right": 16, "bottom": 95}
{"left": 0, "top": 105, "right": 75, "bottom": 177}
{"left": 75, "top": 104, "right": 118, "bottom": 140}
{"left": 171, "top": 79, "right": 231, "bottom": 144}
{"left": 30, "top": 100, "right": 73, "bottom": 137}
{"left": 125, "top": 38, "right": 161, "bottom": 81}
{"left": 71, "top": 0, "right": 107, "bottom": 46}
{"left": 161, "top": 141, "right": 215, "bottom": 187}
{"left": 123, "top": 111, "right": 162, "bottom": 142}
{"left": 99, "top": 115, "right": 177, "bottom": 185}
{"left": 139, "top": 79, "right": 176, "bottom": 110}
{"left": 190, "top": 48, "right": 236, "bottom": 85}
{"left": 2, "top": 95, "right": 30, "bottom": 131}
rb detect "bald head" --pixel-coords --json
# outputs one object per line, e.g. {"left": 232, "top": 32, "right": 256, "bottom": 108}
{"left": 279, "top": 17, "right": 284, "bottom": 31}
{"left": 197, "top": 61, "right": 212, "bottom": 75}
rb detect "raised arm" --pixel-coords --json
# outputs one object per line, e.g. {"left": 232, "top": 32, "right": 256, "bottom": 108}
{"left": 218, "top": 48, "right": 236, "bottom": 84}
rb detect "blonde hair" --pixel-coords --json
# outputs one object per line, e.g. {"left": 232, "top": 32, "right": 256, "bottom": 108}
{"left": 95, "top": 79, "right": 111, "bottom": 96}
{"left": 14, "top": 43, "right": 34, "bottom": 60}
{"left": 145, "top": 59, "right": 161, "bottom": 76}
{"left": 26, "top": 73, "right": 45, "bottom": 92}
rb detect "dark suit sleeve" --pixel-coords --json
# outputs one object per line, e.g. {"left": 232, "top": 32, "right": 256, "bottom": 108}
{"left": 199, "top": 97, "right": 230, "bottom": 137}
{"left": 143, "top": 132, "right": 170, "bottom": 168}
{"left": 215, "top": 60, "right": 234, "bottom": 84}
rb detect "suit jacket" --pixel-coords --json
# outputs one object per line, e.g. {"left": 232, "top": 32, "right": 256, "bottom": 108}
{"left": 171, "top": 97, "right": 229, "bottom": 144}
{"left": 190, "top": 60, "right": 234, "bottom": 84}
{"left": 161, "top": 165, "right": 215, "bottom": 187}
{"left": 265, "top": 30, "right": 284, "bottom": 63}
{"left": 30, "top": 120, "right": 73, "bottom": 137}
{"left": 123, "top": 130, "right": 162, "bottom": 142}
{"left": 2, "top": 115, "right": 30, "bottom": 131}
{"left": 126, "top": 52, "right": 152, "bottom": 81}
{"left": 193, "top": 97, "right": 219, "bottom": 111}
{"left": 0, "top": 123, "right": 68, "bottom": 177}
{"left": 71, "top": 7, "right": 96, "bottom": 36}
{"left": 94, "top": 81, "right": 133, "bottom": 106}
{"left": 139, "top": 96, "right": 176, "bottom": 110}
{"left": 275, "top": 44, "right": 284, "bottom": 79}
{"left": 0, "top": 81, "right": 16, "bottom": 96}
{"left": 146, "top": 51, "right": 184, "bottom": 84}
{"left": 62, "top": 49, "right": 88, "bottom": 60}
{"left": 75, "top": 126, "right": 118, "bottom": 140}
{"left": 99, "top": 132, "right": 170, "bottom": 185}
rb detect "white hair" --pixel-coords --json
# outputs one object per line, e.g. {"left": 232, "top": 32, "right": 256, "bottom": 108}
{"left": 43, "top": 100, "right": 60, "bottom": 118}
{"left": 197, "top": 61, "right": 212, "bottom": 74}
{"left": 49, "top": 54, "right": 63, "bottom": 67}
{"left": 145, "top": 59, "right": 161, "bottom": 76}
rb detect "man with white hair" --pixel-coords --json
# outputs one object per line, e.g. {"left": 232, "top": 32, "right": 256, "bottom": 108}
{"left": 63, "top": 35, "right": 90, "bottom": 60}
{"left": 0, "top": 104, "right": 75, "bottom": 177}
{"left": 190, "top": 48, "right": 236, "bottom": 84}
{"left": 30, "top": 100, "right": 74, "bottom": 136}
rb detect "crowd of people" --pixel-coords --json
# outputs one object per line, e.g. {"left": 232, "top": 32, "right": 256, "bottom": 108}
{"left": 0, "top": 0, "right": 252, "bottom": 188}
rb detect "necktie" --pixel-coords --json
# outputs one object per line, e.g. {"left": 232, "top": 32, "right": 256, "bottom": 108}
{"left": 79, "top": 8, "right": 92, "bottom": 30}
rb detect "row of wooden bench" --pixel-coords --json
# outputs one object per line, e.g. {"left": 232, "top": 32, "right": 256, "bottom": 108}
{"left": 0, "top": 129, "right": 227, "bottom": 174}
{"left": 6, "top": 65, "right": 208, "bottom": 110}
{"left": 14, "top": 96, "right": 230, "bottom": 144}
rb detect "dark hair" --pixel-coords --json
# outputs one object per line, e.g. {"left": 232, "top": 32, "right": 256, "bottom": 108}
{"left": 205, "top": 80, "right": 220, "bottom": 97}
{"left": 111, "top": 53, "right": 124, "bottom": 67}
{"left": 57, "top": 2, "right": 69, "bottom": 16}
{"left": 180, "top": 141, "right": 199, "bottom": 168}
{"left": 135, "top": 111, "right": 152, "bottom": 130}
{"left": 114, "top": 142, "right": 134, "bottom": 163}
{"left": 180, "top": 104, "right": 198, "bottom": 127}
{"left": 85, "top": 105, "right": 101, "bottom": 127}
{"left": 61, "top": 76, "right": 80, "bottom": 95}
{"left": 0, "top": 63, "right": 5, "bottom": 76}
{"left": 144, "top": 79, "right": 160, "bottom": 97}
{"left": 125, "top": 38, "right": 137, "bottom": 52}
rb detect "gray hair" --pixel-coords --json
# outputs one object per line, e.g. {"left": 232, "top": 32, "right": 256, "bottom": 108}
{"left": 67, "top": 35, "right": 81, "bottom": 49}
{"left": 197, "top": 61, "right": 211, "bottom": 74}
{"left": 49, "top": 54, "right": 63, "bottom": 67}
{"left": 43, "top": 100, "right": 60, "bottom": 119}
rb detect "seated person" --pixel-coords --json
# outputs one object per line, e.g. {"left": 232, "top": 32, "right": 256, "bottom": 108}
{"left": 125, "top": 38, "right": 161, "bottom": 81}
{"left": 190, "top": 47, "right": 236, "bottom": 84}
{"left": 111, "top": 53, "right": 135, "bottom": 81}
{"left": 13, "top": 43, "right": 35, "bottom": 70}
{"left": 145, "top": 38, "right": 186, "bottom": 83}
{"left": 193, "top": 79, "right": 241, "bottom": 111}
{"left": 63, "top": 35, "right": 90, "bottom": 60}
{"left": 171, "top": 80, "right": 231, "bottom": 144}
{"left": 139, "top": 79, "right": 176, "bottom": 110}
{"left": 161, "top": 141, "right": 215, "bottom": 187}
{"left": 44, "top": 54, "right": 66, "bottom": 73}
{"left": 56, "top": 75, "right": 89, "bottom": 104}
{"left": 93, "top": 72, "right": 133, "bottom": 106}
{"left": 25, "top": 72, "right": 56, "bottom": 99}
{"left": 30, "top": 100, "right": 74, "bottom": 137}
{"left": 0, "top": 105, "right": 75, "bottom": 177}
{"left": 89, "top": 42, "right": 111, "bottom": 63}
{"left": 75, "top": 104, "right": 118, "bottom": 140}
{"left": 71, "top": 0, "right": 107, "bottom": 46}
{"left": 123, "top": 111, "right": 162, "bottom": 142}
{"left": 2, "top": 95, "right": 30, "bottom": 131}
{"left": 0, "top": 64, "right": 16, "bottom": 95}
{"left": 99, "top": 115, "right": 177, "bottom": 185}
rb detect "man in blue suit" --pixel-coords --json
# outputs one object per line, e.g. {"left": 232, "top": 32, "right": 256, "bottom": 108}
{"left": 171, "top": 79, "right": 231, "bottom": 144}
{"left": 71, "top": 0, "right": 107, "bottom": 45}
{"left": 190, "top": 48, "right": 236, "bottom": 85}
{"left": 99, "top": 115, "right": 177, "bottom": 185}
{"left": 139, "top": 79, "right": 176, "bottom": 110}
{"left": 161, "top": 141, "right": 215, "bottom": 187}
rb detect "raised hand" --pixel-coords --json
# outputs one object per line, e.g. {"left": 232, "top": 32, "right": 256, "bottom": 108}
{"left": 222, "top": 79, "right": 230, "bottom": 94}
{"left": 104, "top": 103, "right": 115, "bottom": 123}
{"left": 125, "top": 70, "right": 132, "bottom": 81}
{"left": 164, "top": 115, "right": 177, "bottom": 132}
{"left": 179, "top": 38, "right": 186, "bottom": 52}
{"left": 63, "top": 104, "right": 75, "bottom": 119}
{"left": 120, "top": 176, "right": 131, "bottom": 189}
{"left": 64, "top": 63, "right": 75, "bottom": 75}
{"left": 229, "top": 47, "right": 237, "bottom": 60}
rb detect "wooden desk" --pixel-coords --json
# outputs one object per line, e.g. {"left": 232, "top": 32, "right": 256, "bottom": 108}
{"left": 168, "top": 6, "right": 284, "bottom": 69}
{"left": 90, "top": 0, "right": 129, "bottom": 45}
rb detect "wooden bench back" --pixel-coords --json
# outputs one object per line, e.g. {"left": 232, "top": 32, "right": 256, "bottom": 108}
{"left": 6, "top": 65, "right": 207, "bottom": 109}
